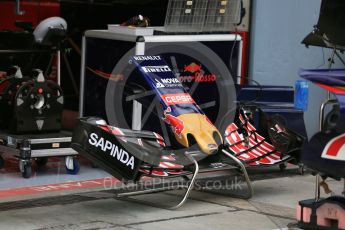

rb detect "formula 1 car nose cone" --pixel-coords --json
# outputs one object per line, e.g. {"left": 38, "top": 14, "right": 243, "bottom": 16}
{"left": 131, "top": 55, "right": 222, "bottom": 155}
{"left": 168, "top": 113, "right": 222, "bottom": 155}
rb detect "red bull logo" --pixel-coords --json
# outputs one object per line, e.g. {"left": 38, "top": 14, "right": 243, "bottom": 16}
{"left": 180, "top": 62, "right": 217, "bottom": 83}
{"left": 163, "top": 107, "right": 184, "bottom": 137}
{"left": 184, "top": 63, "right": 202, "bottom": 73}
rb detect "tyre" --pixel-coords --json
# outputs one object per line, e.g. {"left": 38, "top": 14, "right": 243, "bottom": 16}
{"left": 22, "top": 163, "right": 32, "bottom": 179}
{"left": 279, "top": 162, "right": 287, "bottom": 171}
{"left": 298, "top": 163, "right": 305, "bottom": 175}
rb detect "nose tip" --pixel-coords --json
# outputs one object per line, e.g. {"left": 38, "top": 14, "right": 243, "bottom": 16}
{"left": 205, "top": 144, "right": 219, "bottom": 154}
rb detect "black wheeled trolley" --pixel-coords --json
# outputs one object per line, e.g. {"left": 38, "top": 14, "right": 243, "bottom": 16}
{"left": 0, "top": 17, "right": 82, "bottom": 178}
{"left": 0, "top": 130, "right": 78, "bottom": 178}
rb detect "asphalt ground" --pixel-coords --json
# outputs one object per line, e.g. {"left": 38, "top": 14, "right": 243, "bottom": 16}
{"left": 0, "top": 166, "right": 343, "bottom": 230}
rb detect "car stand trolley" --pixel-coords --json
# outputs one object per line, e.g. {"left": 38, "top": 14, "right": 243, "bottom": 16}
{"left": 0, "top": 17, "right": 79, "bottom": 178}
{"left": 0, "top": 131, "right": 78, "bottom": 178}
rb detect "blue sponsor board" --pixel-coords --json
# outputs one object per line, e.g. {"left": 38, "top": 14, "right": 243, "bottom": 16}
{"left": 131, "top": 55, "right": 204, "bottom": 117}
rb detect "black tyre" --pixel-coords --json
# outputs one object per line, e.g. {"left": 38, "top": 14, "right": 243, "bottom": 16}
{"left": 279, "top": 162, "right": 287, "bottom": 171}
{"left": 22, "top": 163, "right": 32, "bottom": 179}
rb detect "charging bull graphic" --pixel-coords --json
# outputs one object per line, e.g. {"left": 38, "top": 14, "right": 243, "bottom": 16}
{"left": 163, "top": 107, "right": 184, "bottom": 138}
{"left": 184, "top": 62, "right": 202, "bottom": 73}
{"left": 131, "top": 55, "right": 222, "bottom": 154}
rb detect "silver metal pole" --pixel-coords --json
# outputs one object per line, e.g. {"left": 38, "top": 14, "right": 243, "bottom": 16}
{"left": 15, "top": 0, "right": 25, "bottom": 15}
{"left": 57, "top": 50, "right": 61, "bottom": 87}
{"left": 171, "top": 154, "right": 199, "bottom": 210}
{"left": 222, "top": 149, "right": 253, "bottom": 199}
{"left": 315, "top": 174, "right": 320, "bottom": 201}
{"left": 132, "top": 100, "right": 142, "bottom": 131}
{"left": 319, "top": 100, "right": 337, "bottom": 131}
{"left": 115, "top": 154, "right": 199, "bottom": 210}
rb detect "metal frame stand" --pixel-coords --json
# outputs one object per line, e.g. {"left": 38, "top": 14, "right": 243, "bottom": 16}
{"left": 113, "top": 90, "right": 254, "bottom": 209}
{"left": 114, "top": 149, "right": 253, "bottom": 209}
{"left": 219, "top": 149, "right": 254, "bottom": 199}
{"left": 0, "top": 35, "right": 81, "bottom": 178}
{"left": 0, "top": 131, "right": 78, "bottom": 178}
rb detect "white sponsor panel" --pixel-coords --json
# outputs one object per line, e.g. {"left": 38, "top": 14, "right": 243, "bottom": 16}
{"left": 161, "top": 78, "right": 180, "bottom": 84}
{"left": 88, "top": 133, "right": 135, "bottom": 169}
{"left": 133, "top": 56, "right": 161, "bottom": 61}
{"left": 142, "top": 65, "right": 172, "bottom": 73}
{"left": 155, "top": 79, "right": 165, "bottom": 88}
{"left": 154, "top": 77, "right": 182, "bottom": 88}
{"left": 162, "top": 93, "right": 195, "bottom": 105}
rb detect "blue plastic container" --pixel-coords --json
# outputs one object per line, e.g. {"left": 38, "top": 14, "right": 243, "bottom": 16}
{"left": 294, "top": 80, "right": 309, "bottom": 111}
